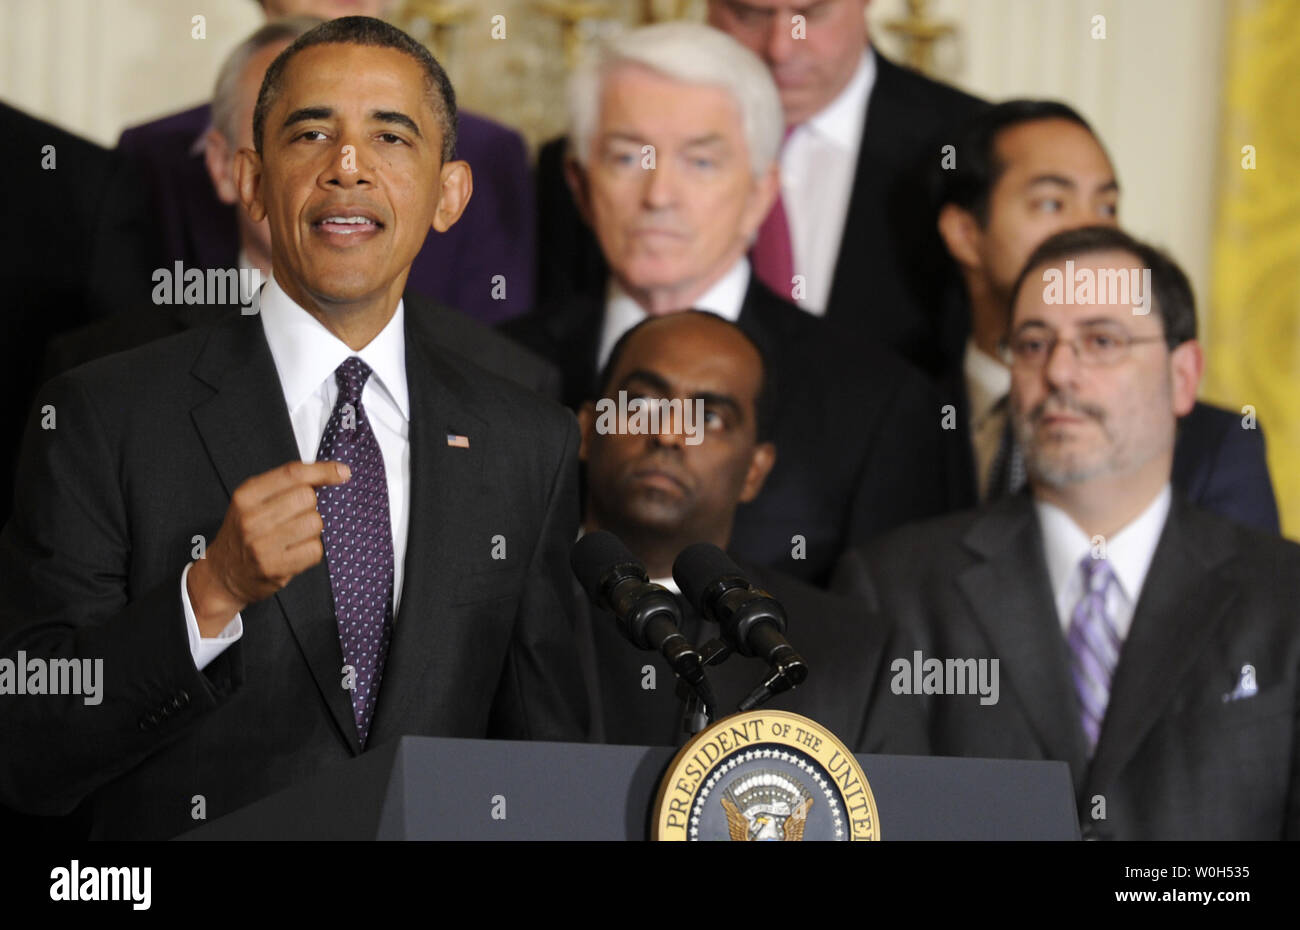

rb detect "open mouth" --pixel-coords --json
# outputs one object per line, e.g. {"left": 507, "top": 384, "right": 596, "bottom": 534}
{"left": 311, "top": 208, "right": 385, "bottom": 244}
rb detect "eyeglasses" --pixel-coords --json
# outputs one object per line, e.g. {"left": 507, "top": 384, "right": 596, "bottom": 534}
{"left": 999, "top": 325, "right": 1166, "bottom": 369}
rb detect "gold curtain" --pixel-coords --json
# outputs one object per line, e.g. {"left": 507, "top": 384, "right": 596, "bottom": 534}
{"left": 1204, "top": 0, "right": 1300, "bottom": 537}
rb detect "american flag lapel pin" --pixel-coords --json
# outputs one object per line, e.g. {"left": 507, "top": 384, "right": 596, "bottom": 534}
{"left": 446, "top": 432, "right": 470, "bottom": 449}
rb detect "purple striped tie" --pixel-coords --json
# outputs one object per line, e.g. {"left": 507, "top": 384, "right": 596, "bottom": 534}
{"left": 1067, "top": 554, "right": 1120, "bottom": 752}
{"left": 315, "top": 357, "right": 394, "bottom": 747}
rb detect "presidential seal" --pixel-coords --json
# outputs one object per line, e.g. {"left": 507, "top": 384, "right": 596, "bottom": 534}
{"left": 652, "top": 710, "right": 879, "bottom": 841}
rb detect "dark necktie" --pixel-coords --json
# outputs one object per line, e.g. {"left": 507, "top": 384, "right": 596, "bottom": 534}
{"left": 751, "top": 127, "right": 797, "bottom": 299}
{"left": 985, "top": 398, "right": 1026, "bottom": 500}
{"left": 314, "top": 357, "right": 394, "bottom": 747}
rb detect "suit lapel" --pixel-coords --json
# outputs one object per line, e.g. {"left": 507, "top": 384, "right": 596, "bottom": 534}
{"left": 366, "top": 319, "right": 487, "bottom": 743}
{"left": 189, "top": 314, "right": 361, "bottom": 753}
{"left": 954, "top": 498, "right": 1091, "bottom": 781}
{"left": 1085, "top": 499, "right": 1240, "bottom": 793}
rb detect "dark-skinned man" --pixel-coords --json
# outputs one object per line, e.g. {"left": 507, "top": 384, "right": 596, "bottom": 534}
{"left": 0, "top": 16, "right": 586, "bottom": 840}
{"left": 575, "top": 310, "right": 906, "bottom": 752}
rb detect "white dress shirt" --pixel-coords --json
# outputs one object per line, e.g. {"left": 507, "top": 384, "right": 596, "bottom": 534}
{"left": 181, "top": 276, "right": 411, "bottom": 671}
{"left": 964, "top": 339, "right": 1012, "bottom": 500}
{"left": 781, "top": 49, "right": 875, "bottom": 316}
{"left": 596, "top": 257, "right": 752, "bottom": 369}
{"left": 1035, "top": 484, "right": 1173, "bottom": 642}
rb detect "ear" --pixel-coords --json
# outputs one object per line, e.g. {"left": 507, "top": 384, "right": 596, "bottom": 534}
{"left": 564, "top": 154, "right": 594, "bottom": 227}
{"left": 431, "top": 160, "right": 472, "bottom": 233}
{"left": 937, "top": 203, "right": 984, "bottom": 271}
{"left": 738, "top": 441, "right": 777, "bottom": 504}
{"left": 740, "top": 161, "right": 780, "bottom": 245}
{"left": 235, "top": 147, "right": 267, "bottom": 223}
{"left": 577, "top": 401, "right": 597, "bottom": 463}
{"left": 203, "top": 129, "right": 239, "bottom": 205}
{"left": 1168, "top": 338, "right": 1203, "bottom": 417}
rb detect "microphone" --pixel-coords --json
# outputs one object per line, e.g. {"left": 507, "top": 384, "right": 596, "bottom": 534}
{"left": 673, "top": 543, "right": 808, "bottom": 706}
{"left": 570, "top": 532, "right": 715, "bottom": 714}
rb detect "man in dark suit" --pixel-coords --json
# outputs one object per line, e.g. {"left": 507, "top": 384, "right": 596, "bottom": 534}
{"left": 575, "top": 311, "right": 899, "bottom": 750}
{"left": 507, "top": 22, "right": 955, "bottom": 586}
{"left": 536, "top": 2, "right": 983, "bottom": 376}
{"left": 834, "top": 226, "right": 1300, "bottom": 839}
{"left": 0, "top": 16, "right": 585, "bottom": 840}
{"left": 119, "top": 11, "right": 535, "bottom": 324}
{"left": 933, "top": 99, "right": 1279, "bottom": 531}
{"left": 0, "top": 102, "right": 165, "bottom": 530}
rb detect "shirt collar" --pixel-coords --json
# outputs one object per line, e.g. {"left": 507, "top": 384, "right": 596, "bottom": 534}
{"left": 798, "top": 48, "right": 875, "bottom": 151}
{"left": 599, "top": 258, "right": 751, "bottom": 367}
{"left": 1035, "top": 484, "right": 1173, "bottom": 604}
{"left": 257, "top": 274, "right": 409, "bottom": 421}
{"left": 964, "top": 338, "right": 1012, "bottom": 424}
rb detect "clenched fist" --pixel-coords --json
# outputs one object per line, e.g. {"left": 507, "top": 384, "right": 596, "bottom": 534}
{"left": 186, "top": 460, "right": 351, "bottom": 635}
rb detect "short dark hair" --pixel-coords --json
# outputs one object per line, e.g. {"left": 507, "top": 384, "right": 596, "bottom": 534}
{"left": 593, "top": 311, "right": 777, "bottom": 444}
{"left": 1009, "top": 225, "right": 1198, "bottom": 349}
{"left": 935, "top": 99, "right": 1099, "bottom": 226}
{"left": 252, "top": 15, "right": 457, "bottom": 162}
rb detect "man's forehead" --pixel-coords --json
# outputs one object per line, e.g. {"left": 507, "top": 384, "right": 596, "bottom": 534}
{"left": 277, "top": 44, "right": 432, "bottom": 110}
{"left": 616, "top": 320, "right": 761, "bottom": 387}
{"left": 1015, "top": 252, "right": 1158, "bottom": 324}
{"left": 600, "top": 65, "right": 742, "bottom": 126}
{"left": 999, "top": 122, "right": 1111, "bottom": 176}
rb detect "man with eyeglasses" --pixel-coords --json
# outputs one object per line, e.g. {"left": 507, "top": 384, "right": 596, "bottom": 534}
{"left": 930, "top": 100, "right": 1278, "bottom": 532}
{"left": 832, "top": 225, "right": 1300, "bottom": 840}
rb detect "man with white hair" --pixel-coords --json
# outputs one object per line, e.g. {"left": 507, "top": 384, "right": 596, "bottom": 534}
{"left": 506, "top": 22, "right": 957, "bottom": 586}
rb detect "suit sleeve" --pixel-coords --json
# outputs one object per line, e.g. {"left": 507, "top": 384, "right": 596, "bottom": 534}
{"left": 844, "top": 367, "right": 956, "bottom": 548}
{"left": 831, "top": 547, "right": 931, "bottom": 757}
{"left": 1202, "top": 417, "right": 1280, "bottom": 535}
{"left": 487, "top": 411, "right": 588, "bottom": 741}
{"left": 0, "top": 374, "right": 240, "bottom": 816}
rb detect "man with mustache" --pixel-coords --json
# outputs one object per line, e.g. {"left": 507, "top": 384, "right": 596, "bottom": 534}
{"left": 0, "top": 16, "right": 586, "bottom": 840}
{"left": 931, "top": 99, "right": 1278, "bottom": 531}
{"left": 833, "top": 225, "right": 1300, "bottom": 839}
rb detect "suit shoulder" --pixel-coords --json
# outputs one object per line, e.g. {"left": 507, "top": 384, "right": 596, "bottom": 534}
{"left": 874, "top": 51, "right": 985, "bottom": 118}
{"left": 117, "top": 103, "right": 210, "bottom": 149}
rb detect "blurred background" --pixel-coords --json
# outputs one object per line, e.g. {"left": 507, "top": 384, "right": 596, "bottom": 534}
{"left": 1, "top": 0, "right": 1297, "bottom": 534}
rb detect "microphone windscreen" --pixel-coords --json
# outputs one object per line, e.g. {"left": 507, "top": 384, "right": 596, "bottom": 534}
{"left": 673, "top": 542, "right": 746, "bottom": 613}
{"left": 570, "top": 530, "right": 642, "bottom": 598}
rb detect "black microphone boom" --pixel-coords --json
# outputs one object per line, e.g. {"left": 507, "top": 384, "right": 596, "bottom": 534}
{"left": 673, "top": 543, "right": 808, "bottom": 699}
{"left": 570, "top": 532, "right": 716, "bottom": 716}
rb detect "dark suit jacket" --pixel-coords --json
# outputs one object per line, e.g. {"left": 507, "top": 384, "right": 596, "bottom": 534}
{"left": 833, "top": 494, "right": 1300, "bottom": 839}
{"left": 937, "top": 368, "right": 1281, "bottom": 532}
{"left": 502, "top": 278, "right": 958, "bottom": 585}
{"left": 118, "top": 104, "right": 536, "bottom": 324}
{"left": 0, "top": 310, "right": 588, "bottom": 840}
{"left": 0, "top": 101, "right": 164, "bottom": 529}
{"left": 41, "top": 291, "right": 563, "bottom": 402}
{"left": 534, "top": 49, "right": 983, "bottom": 376}
{"left": 575, "top": 560, "right": 901, "bottom": 752}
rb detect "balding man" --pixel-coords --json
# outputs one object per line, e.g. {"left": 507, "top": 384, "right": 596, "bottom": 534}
{"left": 576, "top": 311, "right": 905, "bottom": 751}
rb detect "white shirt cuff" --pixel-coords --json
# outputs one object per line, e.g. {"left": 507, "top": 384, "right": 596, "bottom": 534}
{"left": 180, "top": 562, "right": 243, "bottom": 672}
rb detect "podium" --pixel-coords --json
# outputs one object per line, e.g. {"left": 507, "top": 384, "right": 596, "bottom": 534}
{"left": 182, "top": 735, "right": 1080, "bottom": 840}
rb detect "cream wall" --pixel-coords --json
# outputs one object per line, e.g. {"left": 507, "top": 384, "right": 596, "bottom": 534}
{"left": 870, "top": 0, "right": 1227, "bottom": 345}
{"left": 2, "top": 0, "right": 1225, "bottom": 329}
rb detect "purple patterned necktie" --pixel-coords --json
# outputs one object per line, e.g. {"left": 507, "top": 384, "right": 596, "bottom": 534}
{"left": 1066, "top": 554, "right": 1121, "bottom": 753}
{"left": 315, "top": 356, "right": 394, "bottom": 747}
